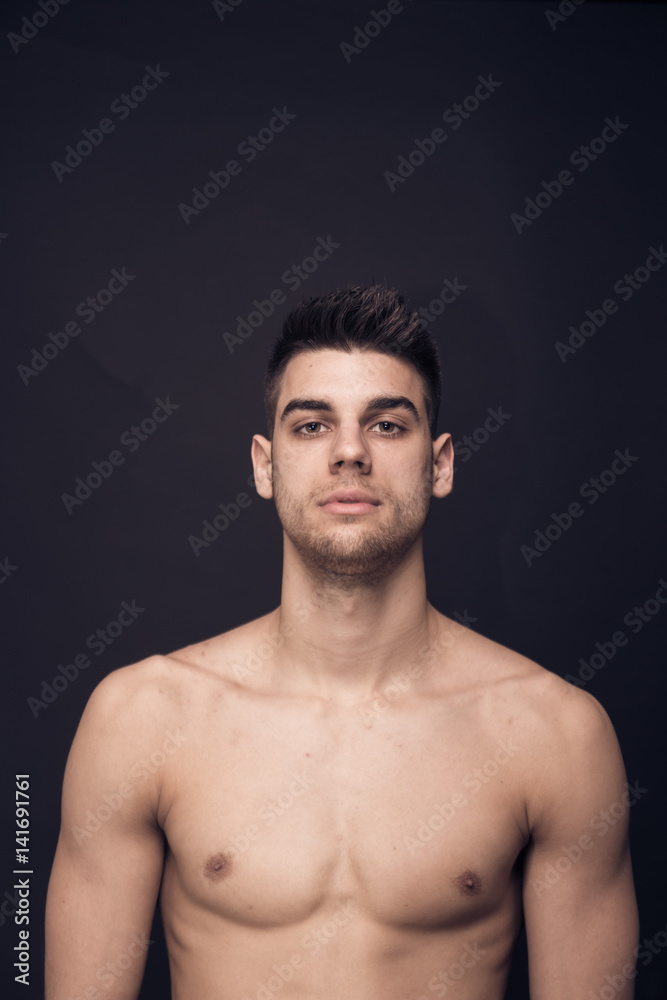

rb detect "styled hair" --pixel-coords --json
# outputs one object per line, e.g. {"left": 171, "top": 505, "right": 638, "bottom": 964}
{"left": 264, "top": 284, "right": 441, "bottom": 438}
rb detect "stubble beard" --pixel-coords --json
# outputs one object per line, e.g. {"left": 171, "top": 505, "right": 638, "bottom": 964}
{"left": 272, "top": 470, "right": 433, "bottom": 589}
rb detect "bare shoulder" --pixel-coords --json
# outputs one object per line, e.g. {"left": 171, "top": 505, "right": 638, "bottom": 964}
{"left": 85, "top": 652, "right": 181, "bottom": 717}
{"left": 450, "top": 622, "right": 629, "bottom": 828}
{"left": 85, "top": 609, "right": 277, "bottom": 722}
{"left": 71, "top": 654, "right": 191, "bottom": 764}
{"left": 448, "top": 620, "right": 622, "bottom": 763}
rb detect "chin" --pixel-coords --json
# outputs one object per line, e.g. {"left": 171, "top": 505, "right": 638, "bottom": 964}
{"left": 287, "top": 524, "right": 421, "bottom": 583}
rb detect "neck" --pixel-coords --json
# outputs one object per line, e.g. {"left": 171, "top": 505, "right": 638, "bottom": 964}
{"left": 268, "top": 533, "right": 440, "bottom": 702}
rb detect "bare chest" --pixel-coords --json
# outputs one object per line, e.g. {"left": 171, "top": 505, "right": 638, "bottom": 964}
{"left": 159, "top": 692, "right": 527, "bottom": 930}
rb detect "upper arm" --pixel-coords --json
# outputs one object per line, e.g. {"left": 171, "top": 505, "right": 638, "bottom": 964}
{"left": 522, "top": 681, "right": 639, "bottom": 1000}
{"left": 45, "top": 661, "right": 170, "bottom": 1000}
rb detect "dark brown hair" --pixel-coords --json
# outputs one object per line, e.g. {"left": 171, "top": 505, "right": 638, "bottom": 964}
{"left": 264, "top": 284, "right": 441, "bottom": 438}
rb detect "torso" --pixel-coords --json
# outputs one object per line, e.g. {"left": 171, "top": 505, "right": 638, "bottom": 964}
{"left": 150, "top": 610, "right": 546, "bottom": 1000}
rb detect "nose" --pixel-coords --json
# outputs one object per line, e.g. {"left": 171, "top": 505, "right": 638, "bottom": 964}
{"left": 328, "top": 422, "right": 371, "bottom": 474}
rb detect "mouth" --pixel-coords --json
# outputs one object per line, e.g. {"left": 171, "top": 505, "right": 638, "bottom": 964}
{"left": 319, "top": 491, "right": 381, "bottom": 516}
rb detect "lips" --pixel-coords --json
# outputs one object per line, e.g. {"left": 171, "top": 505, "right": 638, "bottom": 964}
{"left": 320, "top": 490, "right": 380, "bottom": 505}
{"left": 318, "top": 489, "right": 381, "bottom": 516}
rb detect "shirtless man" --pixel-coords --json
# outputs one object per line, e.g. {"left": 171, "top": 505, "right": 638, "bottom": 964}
{"left": 46, "top": 284, "right": 638, "bottom": 1000}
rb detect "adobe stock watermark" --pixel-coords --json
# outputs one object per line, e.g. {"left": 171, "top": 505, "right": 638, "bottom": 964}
{"left": 188, "top": 474, "right": 255, "bottom": 556}
{"left": 384, "top": 74, "right": 502, "bottom": 192}
{"left": 590, "top": 915, "right": 667, "bottom": 1000}
{"left": 61, "top": 396, "right": 179, "bottom": 514}
{"left": 26, "top": 599, "right": 146, "bottom": 717}
{"left": 70, "top": 729, "right": 188, "bottom": 845}
{"left": 417, "top": 942, "right": 487, "bottom": 998}
{"left": 638, "top": 920, "right": 667, "bottom": 966}
{"left": 405, "top": 737, "right": 522, "bottom": 856}
{"left": 241, "top": 902, "right": 356, "bottom": 1000}
{"left": 555, "top": 244, "right": 666, "bottom": 362}
{"left": 453, "top": 406, "right": 511, "bottom": 467}
{"left": 359, "top": 612, "right": 478, "bottom": 725}
{"left": 17, "top": 267, "right": 136, "bottom": 385}
{"left": 178, "top": 106, "right": 296, "bottom": 224}
{"left": 530, "top": 779, "right": 647, "bottom": 899}
{"left": 520, "top": 448, "right": 639, "bottom": 567}
{"left": 0, "top": 885, "right": 24, "bottom": 930}
{"left": 7, "top": 0, "right": 70, "bottom": 54}
{"left": 545, "top": 0, "right": 587, "bottom": 31}
{"left": 0, "top": 557, "right": 18, "bottom": 585}
{"left": 51, "top": 67, "right": 170, "bottom": 182}
{"left": 230, "top": 597, "right": 322, "bottom": 683}
{"left": 213, "top": 0, "right": 245, "bottom": 20}
{"left": 223, "top": 235, "right": 341, "bottom": 353}
{"left": 565, "top": 578, "right": 667, "bottom": 689}
{"left": 339, "top": 1, "right": 412, "bottom": 63}
{"left": 417, "top": 277, "right": 468, "bottom": 327}
{"left": 511, "top": 116, "right": 629, "bottom": 234}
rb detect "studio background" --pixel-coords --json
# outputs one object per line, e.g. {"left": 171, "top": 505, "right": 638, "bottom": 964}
{"left": 1, "top": 0, "right": 666, "bottom": 997}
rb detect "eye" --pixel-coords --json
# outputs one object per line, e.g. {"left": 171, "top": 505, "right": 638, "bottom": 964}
{"left": 372, "top": 420, "right": 402, "bottom": 436}
{"left": 296, "top": 421, "right": 327, "bottom": 435}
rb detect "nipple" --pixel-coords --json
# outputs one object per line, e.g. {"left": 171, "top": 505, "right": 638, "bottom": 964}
{"left": 455, "top": 869, "right": 481, "bottom": 895}
{"left": 204, "top": 852, "right": 233, "bottom": 881}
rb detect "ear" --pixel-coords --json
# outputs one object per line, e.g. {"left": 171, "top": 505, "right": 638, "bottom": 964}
{"left": 251, "top": 434, "right": 273, "bottom": 499}
{"left": 432, "top": 432, "right": 454, "bottom": 499}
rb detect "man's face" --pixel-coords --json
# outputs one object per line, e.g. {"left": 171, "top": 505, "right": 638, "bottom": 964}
{"left": 252, "top": 349, "right": 453, "bottom": 585}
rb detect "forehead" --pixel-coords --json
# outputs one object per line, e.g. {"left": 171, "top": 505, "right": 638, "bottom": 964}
{"left": 277, "top": 349, "right": 425, "bottom": 408}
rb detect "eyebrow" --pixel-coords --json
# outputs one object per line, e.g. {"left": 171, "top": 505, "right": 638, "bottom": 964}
{"left": 279, "top": 395, "right": 421, "bottom": 423}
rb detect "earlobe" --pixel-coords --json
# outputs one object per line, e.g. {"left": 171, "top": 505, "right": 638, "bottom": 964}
{"left": 432, "top": 432, "right": 454, "bottom": 498}
{"left": 251, "top": 434, "right": 273, "bottom": 500}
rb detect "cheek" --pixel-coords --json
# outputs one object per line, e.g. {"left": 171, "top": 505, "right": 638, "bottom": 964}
{"left": 272, "top": 443, "right": 300, "bottom": 480}
{"left": 273, "top": 440, "right": 308, "bottom": 482}
{"left": 272, "top": 461, "right": 312, "bottom": 503}
{"left": 273, "top": 434, "right": 329, "bottom": 477}
{"left": 399, "top": 450, "right": 433, "bottom": 480}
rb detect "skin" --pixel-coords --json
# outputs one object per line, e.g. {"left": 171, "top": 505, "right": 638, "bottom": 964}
{"left": 45, "top": 348, "right": 638, "bottom": 1000}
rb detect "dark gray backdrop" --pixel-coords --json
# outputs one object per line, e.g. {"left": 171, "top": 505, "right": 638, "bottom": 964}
{"left": 1, "top": 0, "right": 666, "bottom": 997}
